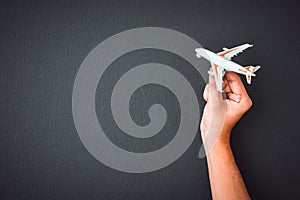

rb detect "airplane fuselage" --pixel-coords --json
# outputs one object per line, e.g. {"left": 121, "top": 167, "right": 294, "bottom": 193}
{"left": 196, "top": 48, "right": 254, "bottom": 76}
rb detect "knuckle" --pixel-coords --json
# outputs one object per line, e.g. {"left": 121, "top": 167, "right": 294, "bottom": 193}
{"left": 246, "top": 99, "right": 253, "bottom": 109}
{"left": 249, "top": 99, "right": 253, "bottom": 107}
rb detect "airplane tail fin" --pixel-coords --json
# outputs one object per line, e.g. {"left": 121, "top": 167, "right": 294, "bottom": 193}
{"left": 244, "top": 65, "right": 261, "bottom": 84}
{"left": 245, "top": 65, "right": 261, "bottom": 73}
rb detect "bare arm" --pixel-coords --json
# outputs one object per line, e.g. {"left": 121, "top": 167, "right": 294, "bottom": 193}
{"left": 200, "top": 71, "right": 252, "bottom": 200}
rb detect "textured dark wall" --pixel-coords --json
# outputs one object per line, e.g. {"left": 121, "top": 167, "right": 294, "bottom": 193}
{"left": 1, "top": 0, "right": 299, "bottom": 199}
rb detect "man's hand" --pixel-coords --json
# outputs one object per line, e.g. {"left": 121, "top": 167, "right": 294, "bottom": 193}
{"left": 200, "top": 71, "right": 253, "bottom": 145}
{"left": 200, "top": 70, "right": 252, "bottom": 200}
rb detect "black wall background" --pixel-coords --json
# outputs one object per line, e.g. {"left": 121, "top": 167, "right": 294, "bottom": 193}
{"left": 1, "top": 0, "right": 299, "bottom": 199}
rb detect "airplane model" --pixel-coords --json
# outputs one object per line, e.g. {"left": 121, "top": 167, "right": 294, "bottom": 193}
{"left": 195, "top": 44, "right": 261, "bottom": 92}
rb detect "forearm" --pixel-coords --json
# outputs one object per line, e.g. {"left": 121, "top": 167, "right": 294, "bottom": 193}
{"left": 205, "top": 132, "right": 251, "bottom": 200}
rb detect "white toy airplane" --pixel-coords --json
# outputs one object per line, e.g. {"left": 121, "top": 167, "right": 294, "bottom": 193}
{"left": 195, "top": 44, "right": 261, "bottom": 92}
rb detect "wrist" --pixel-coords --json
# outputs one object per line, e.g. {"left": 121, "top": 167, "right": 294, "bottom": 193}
{"left": 210, "top": 128, "right": 232, "bottom": 153}
{"left": 217, "top": 127, "right": 232, "bottom": 144}
{"left": 201, "top": 128, "right": 232, "bottom": 157}
{"left": 207, "top": 139, "right": 232, "bottom": 158}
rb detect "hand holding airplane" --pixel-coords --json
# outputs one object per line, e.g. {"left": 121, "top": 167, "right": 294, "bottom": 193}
{"left": 195, "top": 43, "right": 261, "bottom": 93}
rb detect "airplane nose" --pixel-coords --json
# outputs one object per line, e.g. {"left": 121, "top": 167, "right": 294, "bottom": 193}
{"left": 195, "top": 48, "right": 202, "bottom": 58}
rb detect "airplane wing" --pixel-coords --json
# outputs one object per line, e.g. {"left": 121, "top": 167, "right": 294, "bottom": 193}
{"left": 208, "top": 63, "right": 224, "bottom": 92}
{"left": 217, "top": 43, "right": 253, "bottom": 60}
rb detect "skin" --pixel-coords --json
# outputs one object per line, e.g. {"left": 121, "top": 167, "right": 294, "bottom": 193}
{"left": 200, "top": 70, "right": 252, "bottom": 200}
